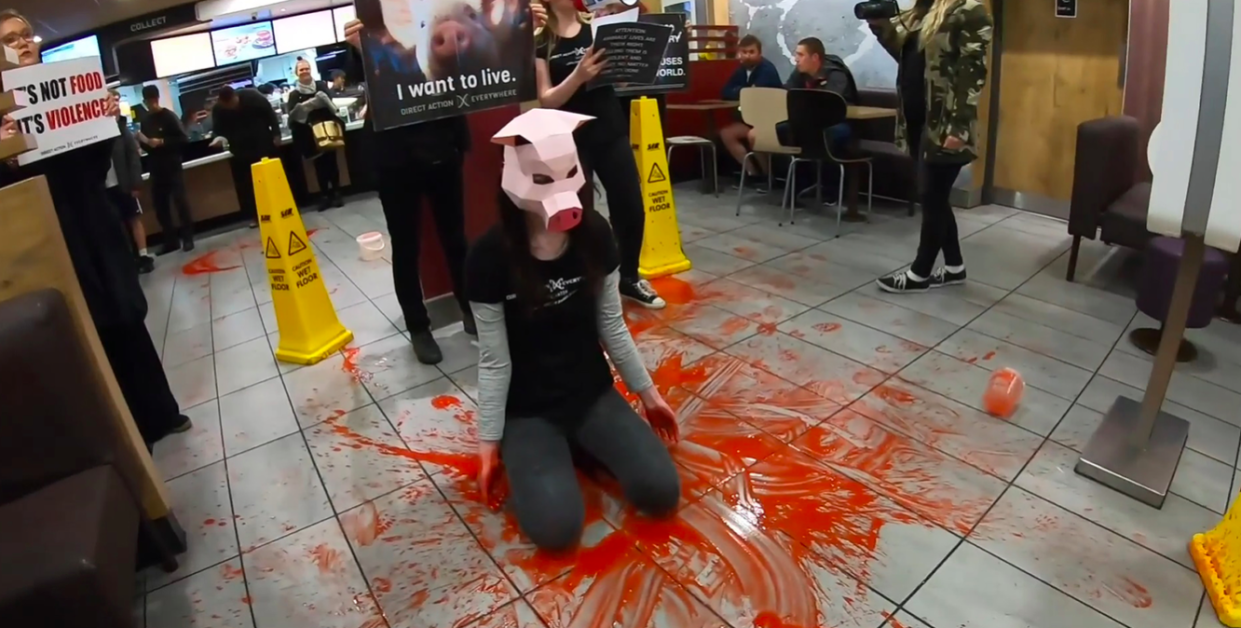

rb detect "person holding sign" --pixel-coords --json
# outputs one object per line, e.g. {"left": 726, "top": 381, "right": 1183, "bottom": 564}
{"left": 0, "top": 10, "right": 191, "bottom": 445}
{"left": 469, "top": 108, "right": 680, "bottom": 551}
{"left": 533, "top": 0, "right": 666, "bottom": 309}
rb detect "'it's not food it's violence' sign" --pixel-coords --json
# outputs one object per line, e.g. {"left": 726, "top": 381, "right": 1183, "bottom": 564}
{"left": 2, "top": 56, "right": 118, "bottom": 165}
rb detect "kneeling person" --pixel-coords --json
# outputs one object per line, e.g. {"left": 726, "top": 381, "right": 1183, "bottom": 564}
{"left": 468, "top": 109, "right": 681, "bottom": 551}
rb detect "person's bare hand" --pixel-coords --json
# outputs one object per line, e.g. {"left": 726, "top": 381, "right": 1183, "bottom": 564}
{"left": 104, "top": 92, "right": 120, "bottom": 118}
{"left": 343, "top": 19, "right": 364, "bottom": 50}
{"left": 477, "top": 441, "right": 506, "bottom": 511}
{"left": 0, "top": 114, "right": 16, "bottom": 140}
{"left": 131, "top": 189, "right": 141, "bottom": 199}
{"left": 148, "top": 137, "right": 164, "bottom": 147}
{"left": 572, "top": 47, "right": 608, "bottom": 83}
{"left": 943, "top": 136, "right": 966, "bottom": 151}
{"left": 531, "top": 2, "right": 548, "bottom": 29}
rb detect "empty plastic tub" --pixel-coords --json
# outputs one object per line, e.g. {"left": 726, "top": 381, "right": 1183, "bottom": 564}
{"left": 357, "top": 232, "right": 385, "bottom": 261}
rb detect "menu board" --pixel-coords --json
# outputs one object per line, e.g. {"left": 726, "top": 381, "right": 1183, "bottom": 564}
{"left": 274, "top": 11, "right": 337, "bottom": 54}
{"left": 41, "top": 35, "right": 101, "bottom": 64}
{"left": 211, "top": 21, "right": 277, "bottom": 66}
{"left": 151, "top": 33, "right": 216, "bottom": 78}
{"left": 333, "top": 5, "right": 357, "bottom": 42}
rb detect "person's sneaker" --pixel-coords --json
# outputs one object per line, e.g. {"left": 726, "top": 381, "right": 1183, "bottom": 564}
{"left": 410, "top": 329, "right": 443, "bottom": 365}
{"left": 876, "top": 269, "right": 932, "bottom": 294}
{"left": 331, "top": 195, "right": 345, "bottom": 209}
{"left": 249, "top": 220, "right": 259, "bottom": 229}
{"left": 620, "top": 278, "right": 666, "bottom": 309}
{"left": 462, "top": 315, "right": 477, "bottom": 337}
{"left": 137, "top": 255, "right": 155, "bottom": 275}
{"left": 317, "top": 197, "right": 332, "bottom": 212}
{"left": 929, "top": 266, "right": 967, "bottom": 288}
{"left": 181, "top": 238, "right": 195, "bottom": 252}
{"left": 170, "top": 414, "right": 193, "bottom": 433}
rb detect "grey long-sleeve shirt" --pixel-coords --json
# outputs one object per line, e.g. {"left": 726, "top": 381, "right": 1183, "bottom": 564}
{"left": 471, "top": 270, "right": 654, "bottom": 442}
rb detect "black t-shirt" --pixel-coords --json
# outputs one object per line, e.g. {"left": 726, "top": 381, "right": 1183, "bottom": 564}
{"left": 139, "top": 108, "right": 186, "bottom": 172}
{"left": 537, "top": 27, "right": 626, "bottom": 147}
{"left": 465, "top": 210, "right": 620, "bottom": 420}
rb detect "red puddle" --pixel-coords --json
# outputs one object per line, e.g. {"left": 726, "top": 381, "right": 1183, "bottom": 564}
{"left": 306, "top": 227, "right": 323, "bottom": 238}
{"left": 757, "top": 321, "right": 778, "bottom": 335}
{"left": 219, "top": 562, "right": 245, "bottom": 581}
{"left": 432, "top": 395, "right": 461, "bottom": 410}
{"left": 649, "top": 276, "right": 697, "bottom": 305}
{"left": 182, "top": 250, "right": 240, "bottom": 275}
{"left": 340, "top": 347, "right": 368, "bottom": 383}
{"left": 812, "top": 322, "right": 842, "bottom": 333}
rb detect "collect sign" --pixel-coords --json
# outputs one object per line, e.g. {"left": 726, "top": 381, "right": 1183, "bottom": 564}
{"left": 1, "top": 56, "right": 118, "bottom": 166}
{"left": 616, "top": 14, "right": 690, "bottom": 95}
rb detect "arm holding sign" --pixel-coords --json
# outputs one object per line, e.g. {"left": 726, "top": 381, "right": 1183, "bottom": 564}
{"left": 535, "top": 48, "right": 607, "bottom": 109}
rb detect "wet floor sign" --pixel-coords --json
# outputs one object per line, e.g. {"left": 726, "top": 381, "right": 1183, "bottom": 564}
{"left": 254, "top": 158, "right": 353, "bottom": 365}
{"left": 630, "top": 97, "right": 691, "bottom": 279}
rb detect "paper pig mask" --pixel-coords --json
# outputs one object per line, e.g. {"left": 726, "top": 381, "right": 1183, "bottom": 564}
{"left": 491, "top": 108, "right": 594, "bottom": 232}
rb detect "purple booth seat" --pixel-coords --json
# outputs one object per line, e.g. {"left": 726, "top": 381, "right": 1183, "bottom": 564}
{"left": 1131, "top": 236, "right": 1230, "bottom": 361}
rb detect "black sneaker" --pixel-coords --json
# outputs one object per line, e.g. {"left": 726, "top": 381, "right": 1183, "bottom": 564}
{"left": 170, "top": 414, "right": 193, "bottom": 434}
{"left": 877, "top": 269, "right": 931, "bottom": 294}
{"left": 332, "top": 195, "right": 345, "bottom": 209}
{"left": 181, "top": 238, "right": 195, "bottom": 252}
{"left": 929, "top": 266, "right": 967, "bottom": 288}
{"left": 249, "top": 221, "right": 259, "bottom": 229}
{"left": 137, "top": 255, "right": 155, "bottom": 275}
{"left": 462, "top": 315, "right": 477, "bottom": 337}
{"left": 410, "top": 329, "right": 443, "bottom": 365}
{"left": 620, "top": 278, "right": 666, "bottom": 309}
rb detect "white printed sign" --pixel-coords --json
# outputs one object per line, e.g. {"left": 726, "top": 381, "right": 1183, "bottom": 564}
{"left": 1, "top": 56, "right": 118, "bottom": 165}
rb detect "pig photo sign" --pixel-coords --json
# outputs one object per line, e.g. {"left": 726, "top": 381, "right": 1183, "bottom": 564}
{"left": 354, "top": 0, "right": 537, "bottom": 131}
{"left": 0, "top": 56, "right": 118, "bottom": 166}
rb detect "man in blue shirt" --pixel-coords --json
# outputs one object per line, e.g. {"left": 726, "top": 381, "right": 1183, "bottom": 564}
{"left": 719, "top": 35, "right": 783, "bottom": 189}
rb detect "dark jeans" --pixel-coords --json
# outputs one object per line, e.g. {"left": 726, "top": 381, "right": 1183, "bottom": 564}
{"left": 579, "top": 134, "right": 645, "bottom": 281}
{"left": 375, "top": 154, "right": 470, "bottom": 332}
{"left": 908, "top": 129, "right": 965, "bottom": 278}
{"left": 502, "top": 387, "right": 680, "bottom": 551}
{"left": 775, "top": 121, "right": 852, "bottom": 152}
{"left": 151, "top": 168, "right": 192, "bottom": 241}
{"left": 313, "top": 151, "right": 341, "bottom": 199}
{"left": 98, "top": 320, "right": 183, "bottom": 445}
{"left": 230, "top": 147, "right": 279, "bottom": 221}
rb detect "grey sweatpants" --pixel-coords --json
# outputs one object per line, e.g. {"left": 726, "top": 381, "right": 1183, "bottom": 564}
{"left": 502, "top": 387, "right": 681, "bottom": 552}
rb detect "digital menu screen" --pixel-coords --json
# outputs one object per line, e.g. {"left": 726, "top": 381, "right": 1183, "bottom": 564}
{"left": 211, "top": 21, "right": 277, "bottom": 66}
{"left": 274, "top": 10, "right": 336, "bottom": 55}
{"left": 151, "top": 33, "right": 216, "bottom": 78}
{"left": 41, "top": 35, "right": 101, "bottom": 63}
{"left": 333, "top": 5, "right": 357, "bottom": 42}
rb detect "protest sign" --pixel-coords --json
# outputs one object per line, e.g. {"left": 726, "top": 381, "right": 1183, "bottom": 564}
{"left": 355, "top": 0, "right": 537, "bottom": 131}
{"left": 589, "top": 21, "right": 672, "bottom": 89}
{"left": 616, "top": 13, "right": 689, "bottom": 95}
{"left": 1, "top": 56, "right": 118, "bottom": 166}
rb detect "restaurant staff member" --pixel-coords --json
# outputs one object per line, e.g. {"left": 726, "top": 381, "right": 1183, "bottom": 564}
{"left": 328, "top": 70, "right": 348, "bottom": 96}
{"left": 0, "top": 9, "right": 192, "bottom": 445}
{"left": 343, "top": 19, "right": 475, "bottom": 366}
{"left": 287, "top": 58, "right": 345, "bottom": 211}
{"left": 138, "top": 84, "right": 195, "bottom": 253}
{"left": 211, "top": 85, "right": 282, "bottom": 227}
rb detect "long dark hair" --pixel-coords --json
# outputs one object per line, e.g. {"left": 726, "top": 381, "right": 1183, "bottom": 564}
{"left": 497, "top": 189, "right": 608, "bottom": 315}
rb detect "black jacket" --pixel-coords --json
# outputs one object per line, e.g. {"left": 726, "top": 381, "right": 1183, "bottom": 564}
{"left": 287, "top": 81, "right": 346, "bottom": 159}
{"left": 110, "top": 118, "right": 143, "bottom": 191}
{"left": 212, "top": 88, "right": 282, "bottom": 159}
{"left": 785, "top": 55, "right": 859, "bottom": 104}
{"left": 0, "top": 139, "right": 147, "bottom": 328}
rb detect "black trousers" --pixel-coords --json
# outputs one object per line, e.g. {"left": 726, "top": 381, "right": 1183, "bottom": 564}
{"left": 908, "top": 129, "right": 966, "bottom": 278}
{"left": 151, "top": 168, "right": 192, "bottom": 241}
{"left": 230, "top": 147, "right": 279, "bottom": 221}
{"left": 98, "top": 320, "right": 182, "bottom": 445}
{"left": 375, "top": 154, "right": 470, "bottom": 332}
{"left": 312, "top": 152, "right": 341, "bottom": 198}
{"left": 579, "top": 134, "right": 645, "bottom": 281}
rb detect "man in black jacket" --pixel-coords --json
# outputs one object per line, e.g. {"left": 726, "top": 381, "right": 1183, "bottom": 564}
{"left": 138, "top": 84, "right": 194, "bottom": 253}
{"left": 345, "top": 19, "right": 475, "bottom": 366}
{"left": 211, "top": 85, "right": 283, "bottom": 227}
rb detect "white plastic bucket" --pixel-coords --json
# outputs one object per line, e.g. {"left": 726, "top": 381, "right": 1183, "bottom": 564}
{"left": 357, "top": 231, "right": 386, "bottom": 261}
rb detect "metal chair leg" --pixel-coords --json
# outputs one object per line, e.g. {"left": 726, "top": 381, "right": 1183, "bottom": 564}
{"left": 865, "top": 161, "right": 874, "bottom": 214}
{"left": 736, "top": 153, "right": 753, "bottom": 217}
{"left": 834, "top": 164, "right": 845, "bottom": 235}
{"left": 709, "top": 144, "right": 719, "bottom": 197}
{"left": 781, "top": 158, "right": 799, "bottom": 226}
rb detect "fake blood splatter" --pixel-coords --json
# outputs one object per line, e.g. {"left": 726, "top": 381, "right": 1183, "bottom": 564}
{"left": 182, "top": 250, "right": 240, "bottom": 275}
{"left": 340, "top": 347, "right": 370, "bottom": 383}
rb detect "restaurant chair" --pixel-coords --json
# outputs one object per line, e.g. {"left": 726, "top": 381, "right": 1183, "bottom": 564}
{"left": 854, "top": 88, "right": 917, "bottom": 216}
{"left": 784, "top": 89, "right": 874, "bottom": 229}
{"left": 736, "top": 87, "right": 798, "bottom": 216}
{"left": 666, "top": 136, "right": 719, "bottom": 196}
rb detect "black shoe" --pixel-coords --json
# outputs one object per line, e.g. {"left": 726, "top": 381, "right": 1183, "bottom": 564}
{"left": 331, "top": 195, "right": 345, "bottom": 208}
{"left": 317, "top": 197, "right": 332, "bottom": 212}
{"left": 620, "top": 278, "right": 666, "bottom": 309}
{"left": 181, "top": 238, "right": 195, "bottom": 252}
{"left": 158, "top": 241, "right": 181, "bottom": 256}
{"left": 170, "top": 414, "right": 193, "bottom": 433}
{"left": 877, "top": 269, "right": 931, "bottom": 294}
{"left": 929, "top": 266, "right": 967, "bottom": 288}
{"left": 249, "top": 220, "right": 259, "bottom": 229}
{"left": 410, "top": 329, "right": 443, "bottom": 365}
{"left": 137, "top": 255, "right": 155, "bottom": 274}
{"left": 462, "top": 315, "right": 477, "bottom": 337}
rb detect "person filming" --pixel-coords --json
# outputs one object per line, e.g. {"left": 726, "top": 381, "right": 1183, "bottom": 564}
{"left": 862, "top": 0, "right": 993, "bottom": 293}
{"left": 287, "top": 58, "right": 346, "bottom": 211}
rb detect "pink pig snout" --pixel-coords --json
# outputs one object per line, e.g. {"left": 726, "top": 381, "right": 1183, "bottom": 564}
{"left": 546, "top": 207, "right": 583, "bottom": 232}
{"left": 431, "top": 21, "right": 471, "bottom": 58}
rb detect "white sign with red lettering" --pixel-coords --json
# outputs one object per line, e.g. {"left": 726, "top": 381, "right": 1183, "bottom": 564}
{"left": 1, "top": 56, "right": 118, "bottom": 165}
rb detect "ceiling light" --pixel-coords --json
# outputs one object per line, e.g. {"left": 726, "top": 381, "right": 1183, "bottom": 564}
{"left": 32, "top": 35, "right": 41, "bottom": 43}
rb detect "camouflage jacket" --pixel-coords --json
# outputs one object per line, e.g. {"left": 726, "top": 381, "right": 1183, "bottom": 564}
{"left": 870, "top": 0, "right": 993, "bottom": 163}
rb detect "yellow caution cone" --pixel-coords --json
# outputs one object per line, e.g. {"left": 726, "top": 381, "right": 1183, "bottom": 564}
{"left": 253, "top": 158, "right": 353, "bottom": 365}
{"left": 1192, "top": 492, "right": 1241, "bottom": 626}
{"left": 630, "top": 97, "right": 691, "bottom": 279}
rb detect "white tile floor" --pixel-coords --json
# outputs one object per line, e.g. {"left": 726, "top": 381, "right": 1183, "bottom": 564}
{"left": 132, "top": 184, "right": 1241, "bottom": 628}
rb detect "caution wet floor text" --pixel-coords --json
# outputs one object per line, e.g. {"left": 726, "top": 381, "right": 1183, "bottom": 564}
{"left": 630, "top": 97, "right": 691, "bottom": 279}
{"left": 254, "top": 157, "right": 353, "bottom": 365}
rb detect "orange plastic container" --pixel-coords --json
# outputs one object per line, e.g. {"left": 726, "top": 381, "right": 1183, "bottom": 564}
{"left": 983, "top": 368, "right": 1025, "bottom": 418}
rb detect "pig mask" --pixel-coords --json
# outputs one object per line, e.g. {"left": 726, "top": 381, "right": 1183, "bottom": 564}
{"left": 491, "top": 108, "right": 594, "bottom": 232}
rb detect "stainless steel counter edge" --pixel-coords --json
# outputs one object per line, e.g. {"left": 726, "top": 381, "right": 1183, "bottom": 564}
{"left": 139, "top": 119, "right": 367, "bottom": 181}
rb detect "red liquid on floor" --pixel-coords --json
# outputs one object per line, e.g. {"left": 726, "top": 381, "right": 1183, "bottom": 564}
{"left": 182, "top": 250, "right": 240, "bottom": 275}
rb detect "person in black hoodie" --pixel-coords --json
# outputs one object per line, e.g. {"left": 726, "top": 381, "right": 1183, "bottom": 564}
{"left": 287, "top": 58, "right": 345, "bottom": 211}
{"left": 343, "top": 19, "right": 475, "bottom": 365}
{"left": 211, "top": 85, "right": 283, "bottom": 228}
{"left": 0, "top": 10, "right": 190, "bottom": 446}
{"left": 138, "top": 84, "right": 194, "bottom": 253}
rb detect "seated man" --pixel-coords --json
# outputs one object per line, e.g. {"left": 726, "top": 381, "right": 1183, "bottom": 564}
{"left": 719, "top": 35, "right": 784, "bottom": 190}
{"left": 761, "top": 37, "right": 859, "bottom": 152}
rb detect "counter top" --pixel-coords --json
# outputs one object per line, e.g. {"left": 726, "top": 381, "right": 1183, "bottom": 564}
{"left": 140, "top": 119, "right": 367, "bottom": 181}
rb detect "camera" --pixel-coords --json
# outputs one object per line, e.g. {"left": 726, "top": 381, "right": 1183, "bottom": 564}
{"left": 854, "top": 0, "right": 900, "bottom": 20}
